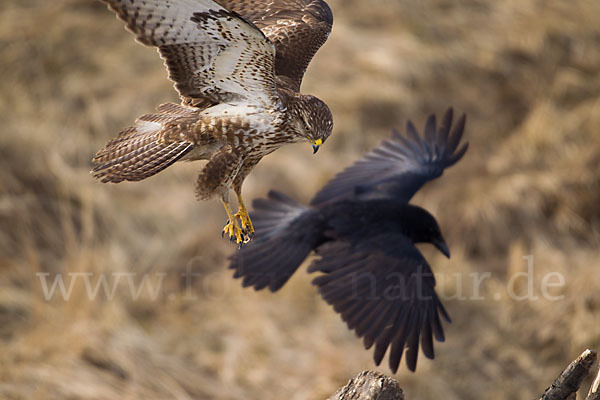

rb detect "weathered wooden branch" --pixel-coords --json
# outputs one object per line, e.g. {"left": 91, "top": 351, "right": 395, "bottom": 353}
{"left": 538, "top": 349, "right": 597, "bottom": 400}
{"left": 329, "top": 349, "right": 599, "bottom": 400}
{"left": 587, "top": 363, "right": 600, "bottom": 400}
{"left": 328, "top": 371, "right": 404, "bottom": 400}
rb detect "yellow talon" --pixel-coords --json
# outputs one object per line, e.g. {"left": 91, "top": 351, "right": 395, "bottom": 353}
{"left": 221, "top": 199, "right": 244, "bottom": 245}
{"left": 234, "top": 194, "right": 254, "bottom": 238}
{"left": 223, "top": 220, "right": 243, "bottom": 244}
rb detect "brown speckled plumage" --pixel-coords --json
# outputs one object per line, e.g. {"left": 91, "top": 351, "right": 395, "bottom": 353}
{"left": 91, "top": 0, "right": 334, "bottom": 231}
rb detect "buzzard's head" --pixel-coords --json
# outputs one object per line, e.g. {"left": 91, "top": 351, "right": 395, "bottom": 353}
{"left": 295, "top": 95, "right": 333, "bottom": 154}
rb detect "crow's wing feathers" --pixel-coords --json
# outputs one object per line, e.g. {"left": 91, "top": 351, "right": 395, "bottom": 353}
{"left": 308, "top": 234, "right": 450, "bottom": 372}
{"left": 228, "top": 191, "right": 320, "bottom": 292}
{"left": 310, "top": 108, "right": 468, "bottom": 206}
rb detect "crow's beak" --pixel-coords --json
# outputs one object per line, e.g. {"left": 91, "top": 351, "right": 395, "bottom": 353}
{"left": 311, "top": 138, "right": 322, "bottom": 154}
{"left": 433, "top": 237, "right": 451, "bottom": 259}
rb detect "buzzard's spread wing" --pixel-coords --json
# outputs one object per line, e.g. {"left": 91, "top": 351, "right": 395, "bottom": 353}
{"left": 101, "top": 0, "right": 279, "bottom": 106}
{"left": 310, "top": 108, "right": 468, "bottom": 206}
{"left": 308, "top": 234, "right": 450, "bottom": 372}
{"left": 217, "top": 0, "right": 333, "bottom": 91}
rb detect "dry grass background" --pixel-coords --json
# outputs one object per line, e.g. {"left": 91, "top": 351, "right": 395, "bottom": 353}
{"left": 1, "top": 0, "right": 600, "bottom": 398}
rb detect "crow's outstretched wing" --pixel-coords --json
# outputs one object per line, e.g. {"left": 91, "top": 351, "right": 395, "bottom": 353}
{"left": 308, "top": 234, "right": 450, "bottom": 372}
{"left": 310, "top": 108, "right": 468, "bottom": 206}
{"left": 217, "top": 0, "right": 333, "bottom": 91}
{"left": 101, "top": 0, "right": 279, "bottom": 107}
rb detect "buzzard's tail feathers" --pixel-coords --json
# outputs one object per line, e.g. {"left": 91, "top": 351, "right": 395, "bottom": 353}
{"left": 229, "top": 191, "right": 323, "bottom": 292}
{"left": 91, "top": 103, "right": 194, "bottom": 183}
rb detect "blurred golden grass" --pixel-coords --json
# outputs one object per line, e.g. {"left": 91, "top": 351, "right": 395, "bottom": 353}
{"left": 1, "top": 0, "right": 600, "bottom": 398}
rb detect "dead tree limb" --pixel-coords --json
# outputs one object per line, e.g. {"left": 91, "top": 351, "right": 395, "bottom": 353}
{"left": 587, "top": 363, "right": 600, "bottom": 400}
{"left": 328, "top": 371, "right": 404, "bottom": 400}
{"left": 328, "top": 349, "right": 599, "bottom": 400}
{"left": 539, "top": 349, "right": 597, "bottom": 400}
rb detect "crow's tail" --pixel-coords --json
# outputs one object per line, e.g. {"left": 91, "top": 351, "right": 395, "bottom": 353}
{"left": 228, "top": 190, "right": 323, "bottom": 292}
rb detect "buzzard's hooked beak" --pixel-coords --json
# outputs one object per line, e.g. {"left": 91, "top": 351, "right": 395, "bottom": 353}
{"left": 312, "top": 139, "right": 322, "bottom": 154}
{"left": 432, "top": 237, "right": 451, "bottom": 259}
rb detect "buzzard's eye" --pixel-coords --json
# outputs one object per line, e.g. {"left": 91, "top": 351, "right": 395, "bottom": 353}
{"left": 302, "top": 116, "right": 311, "bottom": 132}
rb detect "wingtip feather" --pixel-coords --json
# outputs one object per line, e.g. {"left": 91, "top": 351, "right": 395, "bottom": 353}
{"left": 447, "top": 113, "right": 466, "bottom": 153}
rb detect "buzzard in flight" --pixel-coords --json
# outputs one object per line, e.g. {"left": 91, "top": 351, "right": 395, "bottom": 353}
{"left": 91, "top": 0, "right": 334, "bottom": 244}
{"left": 229, "top": 109, "right": 468, "bottom": 372}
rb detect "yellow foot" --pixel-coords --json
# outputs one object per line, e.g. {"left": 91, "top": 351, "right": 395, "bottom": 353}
{"left": 221, "top": 219, "right": 245, "bottom": 245}
{"left": 220, "top": 195, "right": 254, "bottom": 246}
{"left": 233, "top": 208, "right": 254, "bottom": 239}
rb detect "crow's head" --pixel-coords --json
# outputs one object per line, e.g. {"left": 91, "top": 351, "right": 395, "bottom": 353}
{"left": 403, "top": 206, "right": 450, "bottom": 258}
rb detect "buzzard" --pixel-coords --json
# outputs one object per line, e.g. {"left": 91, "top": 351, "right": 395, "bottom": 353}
{"left": 91, "top": 0, "right": 334, "bottom": 244}
{"left": 229, "top": 109, "right": 468, "bottom": 372}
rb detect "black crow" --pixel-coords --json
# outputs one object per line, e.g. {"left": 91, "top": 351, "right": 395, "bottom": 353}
{"left": 228, "top": 108, "right": 468, "bottom": 372}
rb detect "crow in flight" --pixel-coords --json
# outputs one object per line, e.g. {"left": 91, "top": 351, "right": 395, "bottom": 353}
{"left": 228, "top": 108, "right": 468, "bottom": 372}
